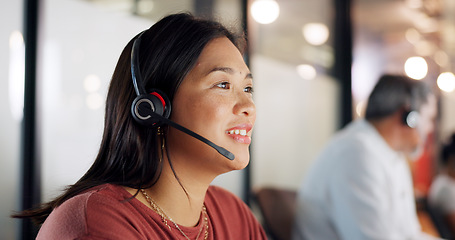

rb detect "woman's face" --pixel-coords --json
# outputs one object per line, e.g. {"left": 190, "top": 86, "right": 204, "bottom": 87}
{"left": 167, "top": 37, "right": 256, "bottom": 173}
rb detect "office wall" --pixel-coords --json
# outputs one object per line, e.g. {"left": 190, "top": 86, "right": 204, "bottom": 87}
{"left": 38, "top": 0, "right": 152, "bottom": 202}
{"left": 251, "top": 55, "right": 339, "bottom": 190}
{"left": 1, "top": 0, "right": 23, "bottom": 238}
{"left": 0, "top": 0, "right": 23, "bottom": 240}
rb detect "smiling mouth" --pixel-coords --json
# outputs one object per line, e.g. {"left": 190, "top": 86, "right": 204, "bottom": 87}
{"left": 226, "top": 129, "right": 247, "bottom": 136}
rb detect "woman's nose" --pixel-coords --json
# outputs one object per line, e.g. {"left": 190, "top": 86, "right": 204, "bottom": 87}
{"left": 234, "top": 92, "right": 256, "bottom": 117}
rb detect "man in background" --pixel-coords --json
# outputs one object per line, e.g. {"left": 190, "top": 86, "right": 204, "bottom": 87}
{"left": 292, "top": 74, "right": 439, "bottom": 239}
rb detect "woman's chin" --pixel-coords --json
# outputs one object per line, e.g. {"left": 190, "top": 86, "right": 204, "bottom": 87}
{"left": 229, "top": 152, "right": 251, "bottom": 171}
{"left": 211, "top": 149, "right": 251, "bottom": 174}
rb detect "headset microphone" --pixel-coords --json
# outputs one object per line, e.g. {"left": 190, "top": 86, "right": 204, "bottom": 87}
{"left": 130, "top": 32, "right": 235, "bottom": 161}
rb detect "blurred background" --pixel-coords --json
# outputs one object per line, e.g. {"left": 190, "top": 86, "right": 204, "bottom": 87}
{"left": 2, "top": 0, "right": 455, "bottom": 239}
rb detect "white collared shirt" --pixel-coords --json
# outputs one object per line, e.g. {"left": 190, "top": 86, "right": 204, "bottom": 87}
{"left": 292, "top": 119, "right": 439, "bottom": 240}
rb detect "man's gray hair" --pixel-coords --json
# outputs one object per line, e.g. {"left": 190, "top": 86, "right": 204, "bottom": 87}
{"left": 365, "top": 74, "right": 433, "bottom": 121}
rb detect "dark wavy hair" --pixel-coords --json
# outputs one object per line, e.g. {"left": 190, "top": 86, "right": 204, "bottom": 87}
{"left": 13, "top": 12, "right": 245, "bottom": 224}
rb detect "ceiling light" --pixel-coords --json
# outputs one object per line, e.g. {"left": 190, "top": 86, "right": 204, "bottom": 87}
{"left": 137, "top": 0, "right": 154, "bottom": 15}
{"left": 296, "top": 64, "right": 316, "bottom": 80}
{"left": 404, "top": 56, "right": 428, "bottom": 80}
{"left": 302, "top": 23, "right": 329, "bottom": 46}
{"left": 251, "top": 0, "right": 280, "bottom": 24}
{"left": 437, "top": 72, "right": 455, "bottom": 93}
{"left": 8, "top": 30, "right": 25, "bottom": 121}
{"left": 83, "top": 74, "right": 101, "bottom": 93}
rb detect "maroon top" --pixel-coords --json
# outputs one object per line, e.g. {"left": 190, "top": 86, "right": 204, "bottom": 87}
{"left": 37, "top": 184, "right": 266, "bottom": 239}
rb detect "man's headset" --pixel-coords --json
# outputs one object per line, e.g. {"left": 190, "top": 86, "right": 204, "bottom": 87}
{"left": 129, "top": 32, "right": 235, "bottom": 160}
{"left": 402, "top": 110, "right": 419, "bottom": 129}
{"left": 402, "top": 86, "right": 420, "bottom": 129}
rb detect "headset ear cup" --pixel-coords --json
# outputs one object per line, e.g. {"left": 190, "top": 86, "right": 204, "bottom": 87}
{"left": 402, "top": 110, "right": 420, "bottom": 128}
{"left": 131, "top": 89, "right": 171, "bottom": 126}
{"left": 149, "top": 89, "right": 171, "bottom": 119}
{"left": 131, "top": 94, "right": 163, "bottom": 125}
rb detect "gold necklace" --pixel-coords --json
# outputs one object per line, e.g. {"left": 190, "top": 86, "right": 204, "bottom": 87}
{"left": 140, "top": 189, "right": 209, "bottom": 240}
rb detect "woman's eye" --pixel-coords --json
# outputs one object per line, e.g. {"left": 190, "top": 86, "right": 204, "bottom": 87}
{"left": 244, "top": 86, "right": 254, "bottom": 94}
{"left": 216, "top": 82, "right": 230, "bottom": 89}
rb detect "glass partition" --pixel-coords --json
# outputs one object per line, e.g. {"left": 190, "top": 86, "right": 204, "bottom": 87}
{"left": 1, "top": 1, "right": 24, "bottom": 239}
{"left": 249, "top": 0, "right": 340, "bottom": 190}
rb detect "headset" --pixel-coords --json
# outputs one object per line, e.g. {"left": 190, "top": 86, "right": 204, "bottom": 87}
{"left": 401, "top": 86, "right": 420, "bottom": 129}
{"left": 402, "top": 110, "right": 419, "bottom": 129}
{"left": 129, "top": 32, "right": 235, "bottom": 160}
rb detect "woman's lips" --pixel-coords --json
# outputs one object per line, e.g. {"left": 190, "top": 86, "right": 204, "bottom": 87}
{"left": 225, "top": 124, "right": 253, "bottom": 144}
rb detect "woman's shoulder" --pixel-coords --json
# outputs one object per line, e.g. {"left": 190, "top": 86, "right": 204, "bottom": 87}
{"left": 37, "top": 184, "right": 109, "bottom": 239}
{"left": 37, "top": 184, "right": 141, "bottom": 239}
{"left": 48, "top": 184, "right": 120, "bottom": 218}
{"left": 54, "top": 184, "right": 129, "bottom": 211}
{"left": 66, "top": 184, "right": 141, "bottom": 220}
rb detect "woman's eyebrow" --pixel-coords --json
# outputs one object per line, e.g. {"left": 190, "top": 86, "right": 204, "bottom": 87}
{"left": 208, "top": 67, "right": 234, "bottom": 74}
{"left": 208, "top": 67, "right": 253, "bottom": 79}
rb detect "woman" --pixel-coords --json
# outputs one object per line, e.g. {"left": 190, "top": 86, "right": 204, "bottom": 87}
{"left": 14, "top": 13, "right": 265, "bottom": 239}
